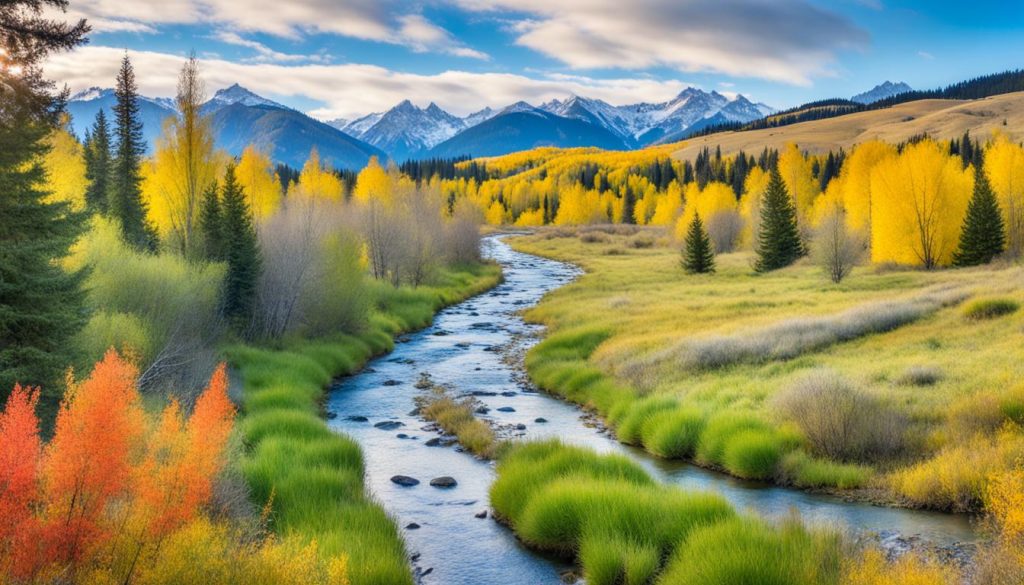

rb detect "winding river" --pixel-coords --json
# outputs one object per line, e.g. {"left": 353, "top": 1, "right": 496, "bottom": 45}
{"left": 326, "top": 236, "right": 977, "bottom": 585}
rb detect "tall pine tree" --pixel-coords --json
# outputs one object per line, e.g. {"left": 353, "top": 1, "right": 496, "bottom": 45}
{"left": 0, "top": 0, "right": 89, "bottom": 411}
{"left": 755, "top": 167, "right": 804, "bottom": 272}
{"left": 219, "top": 164, "right": 261, "bottom": 328}
{"left": 83, "top": 109, "right": 112, "bottom": 213}
{"left": 681, "top": 212, "right": 716, "bottom": 274}
{"left": 110, "top": 55, "right": 157, "bottom": 251}
{"left": 197, "top": 181, "right": 223, "bottom": 261}
{"left": 953, "top": 164, "right": 1005, "bottom": 266}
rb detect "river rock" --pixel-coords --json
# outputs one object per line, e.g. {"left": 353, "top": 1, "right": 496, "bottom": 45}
{"left": 475, "top": 406, "right": 490, "bottom": 414}
{"left": 396, "top": 433, "right": 409, "bottom": 439}
{"left": 455, "top": 342, "right": 471, "bottom": 348}
{"left": 325, "top": 412, "right": 338, "bottom": 420}
{"left": 425, "top": 437, "right": 443, "bottom": 447}
{"left": 374, "top": 421, "right": 404, "bottom": 430}
{"left": 534, "top": 417, "right": 548, "bottom": 423}
{"left": 405, "top": 522, "right": 420, "bottom": 529}
{"left": 382, "top": 379, "right": 403, "bottom": 386}
{"left": 391, "top": 475, "right": 419, "bottom": 487}
{"left": 345, "top": 415, "right": 369, "bottom": 422}
{"left": 515, "top": 423, "right": 527, "bottom": 431}
{"left": 497, "top": 407, "right": 516, "bottom": 413}
{"left": 500, "top": 391, "right": 517, "bottom": 397}
{"left": 471, "top": 390, "right": 497, "bottom": 396}
{"left": 475, "top": 510, "right": 487, "bottom": 519}
{"left": 429, "top": 476, "right": 458, "bottom": 488}
{"left": 432, "top": 330, "right": 449, "bottom": 336}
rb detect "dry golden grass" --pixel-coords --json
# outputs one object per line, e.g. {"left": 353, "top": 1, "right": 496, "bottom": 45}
{"left": 670, "top": 92, "right": 1024, "bottom": 161}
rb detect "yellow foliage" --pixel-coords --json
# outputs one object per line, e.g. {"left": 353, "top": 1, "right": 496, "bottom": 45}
{"left": 352, "top": 156, "right": 389, "bottom": 205}
{"left": 650, "top": 182, "right": 684, "bottom": 226}
{"left": 778, "top": 143, "right": 820, "bottom": 216}
{"left": 515, "top": 208, "right": 545, "bottom": 227}
{"left": 842, "top": 548, "right": 960, "bottom": 585}
{"left": 42, "top": 122, "right": 88, "bottom": 211}
{"left": 674, "top": 181, "right": 738, "bottom": 241}
{"left": 740, "top": 166, "right": 770, "bottom": 249}
{"left": 293, "top": 148, "right": 344, "bottom": 201}
{"left": 833, "top": 141, "right": 897, "bottom": 234}
{"left": 553, "top": 184, "right": 609, "bottom": 225}
{"left": 984, "top": 132, "right": 1024, "bottom": 257}
{"left": 870, "top": 140, "right": 971, "bottom": 267}
{"left": 485, "top": 200, "right": 506, "bottom": 225}
{"left": 236, "top": 146, "right": 282, "bottom": 221}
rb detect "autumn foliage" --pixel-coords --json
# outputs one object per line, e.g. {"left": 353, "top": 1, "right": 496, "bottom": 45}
{"left": 0, "top": 350, "right": 242, "bottom": 583}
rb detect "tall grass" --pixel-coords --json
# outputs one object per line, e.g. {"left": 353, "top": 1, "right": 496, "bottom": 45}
{"left": 492, "top": 441, "right": 841, "bottom": 585}
{"left": 418, "top": 389, "right": 501, "bottom": 458}
{"left": 227, "top": 263, "right": 501, "bottom": 585}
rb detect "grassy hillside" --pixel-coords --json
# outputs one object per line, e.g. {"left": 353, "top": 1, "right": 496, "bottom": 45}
{"left": 671, "top": 92, "right": 1024, "bottom": 160}
{"left": 510, "top": 228, "right": 1024, "bottom": 511}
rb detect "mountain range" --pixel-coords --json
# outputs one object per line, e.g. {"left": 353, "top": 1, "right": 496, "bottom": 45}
{"left": 851, "top": 81, "right": 913, "bottom": 104}
{"left": 67, "top": 84, "right": 779, "bottom": 167}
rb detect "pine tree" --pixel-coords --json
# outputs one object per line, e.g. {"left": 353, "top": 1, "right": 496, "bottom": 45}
{"left": 681, "top": 212, "right": 715, "bottom": 274}
{"left": 219, "top": 164, "right": 261, "bottom": 328}
{"left": 0, "top": 0, "right": 89, "bottom": 412}
{"left": 953, "top": 164, "right": 1005, "bottom": 266}
{"left": 110, "top": 55, "right": 157, "bottom": 252}
{"left": 83, "top": 109, "right": 112, "bottom": 213}
{"left": 755, "top": 167, "right": 804, "bottom": 272}
{"left": 197, "top": 182, "right": 223, "bottom": 261}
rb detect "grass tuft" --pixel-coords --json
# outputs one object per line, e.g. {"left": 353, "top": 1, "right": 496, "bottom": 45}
{"left": 963, "top": 297, "right": 1019, "bottom": 320}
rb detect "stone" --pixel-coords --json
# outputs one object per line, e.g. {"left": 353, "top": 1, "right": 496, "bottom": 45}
{"left": 429, "top": 476, "right": 458, "bottom": 488}
{"left": 534, "top": 417, "right": 548, "bottom": 423}
{"left": 405, "top": 522, "right": 420, "bottom": 530}
{"left": 325, "top": 412, "right": 337, "bottom": 420}
{"left": 500, "top": 391, "right": 517, "bottom": 397}
{"left": 515, "top": 423, "right": 526, "bottom": 431}
{"left": 374, "top": 421, "right": 404, "bottom": 430}
{"left": 391, "top": 475, "right": 419, "bottom": 487}
{"left": 475, "top": 406, "right": 490, "bottom": 414}
{"left": 425, "top": 438, "right": 443, "bottom": 447}
{"left": 345, "top": 415, "right": 369, "bottom": 422}
{"left": 496, "top": 407, "right": 515, "bottom": 413}
{"left": 382, "top": 379, "right": 403, "bottom": 386}
{"left": 396, "top": 433, "right": 409, "bottom": 439}
{"left": 475, "top": 510, "right": 488, "bottom": 519}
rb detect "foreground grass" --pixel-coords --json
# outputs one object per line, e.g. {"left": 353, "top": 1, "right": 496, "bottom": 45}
{"left": 417, "top": 385, "right": 503, "bottom": 459}
{"left": 512, "top": 228, "right": 1024, "bottom": 510}
{"left": 491, "top": 440, "right": 843, "bottom": 585}
{"left": 225, "top": 263, "right": 501, "bottom": 585}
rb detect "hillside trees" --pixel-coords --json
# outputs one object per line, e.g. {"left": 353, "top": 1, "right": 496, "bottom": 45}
{"left": 111, "top": 54, "right": 158, "bottom": 251}
{"left": 755, "top": 168, "right": 804, "bottom": 272}
{"left": 236, "top": 145, "right": 282, "bottom": 221}
{"left": 0, "top": 0, "right": 89, "bottom": 410}
{"left": 984, "top": 133, "right": 1024, "bottom": 258}
{"left": 83, "top": 109, "right": 112, "bottom": 213}
{"left": 870, "top": 140, "right": 971, "bottom": 268}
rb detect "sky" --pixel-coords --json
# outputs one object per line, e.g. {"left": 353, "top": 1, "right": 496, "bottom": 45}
{"left": 41, "top": 0, "right": 1024, "bottom": 121}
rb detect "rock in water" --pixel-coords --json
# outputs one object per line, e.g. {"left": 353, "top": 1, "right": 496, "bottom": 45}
{"left": 391, "top": 475, "right": 420, "bottom": 487}
{"left": 429, "top": 476, "right": 458, "bottom": 488}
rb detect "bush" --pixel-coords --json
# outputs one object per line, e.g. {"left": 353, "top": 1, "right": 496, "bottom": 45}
{"left": 579, "top": 534, "right": 659, "bottom": 585}
{"left": 780, "top": 451, "right": 871, "bottom": 489}
{"left": 580, "top": 231, "right": 610, "bottom": 244}
{"left": 628, "top": 234, "right": 656, "bottom": 249}
{"left": 696, "top": 412, "right": 773, "bottom": 466}
{"left": 639, "top": 407, "right": 706, "bottom": 459}
{"left": 658, "top": 517, "right": 842, "bottom": 585}
{"left": 896, "top": 365, "right": 943, "bottom": 386}
{"left": 722, "top": 430, "right": 785, "bottom": 480}
{"left": 774, "top": 370, "right": 905, "bottom": 462}
{"left": 964, "top": 298, "right": 1020, "bottom": 320}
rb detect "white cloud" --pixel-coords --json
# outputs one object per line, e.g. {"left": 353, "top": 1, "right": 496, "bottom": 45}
{"left": 212, "top": 31, "right": 329, "bottom": 64}
{"left": 61, "top": 0, "right": 487, "bottom": 59}
{"left": 917, "top": 50, "right": 935, "bottom": 60}
{"left": 456, "top": 0, "right": 868, "bottom": 85}
{"left": 45, "top": 45, "right": 694, "bottom": 119}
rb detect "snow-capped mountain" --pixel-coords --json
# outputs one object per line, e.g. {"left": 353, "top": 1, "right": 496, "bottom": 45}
{"left": 67, "top": 87, "right": 177, "bottom": 151}
{"left": 203, "top": 83, "right": 288, "bottom": 112}
{"left": 540, "top": 88, "right": 773, "bottom": 146}
{"left": 338, "top": 100, "right": 501, "bottom": 161}
{"left": 851, "top": 81, "right": 913, "bottom": 104}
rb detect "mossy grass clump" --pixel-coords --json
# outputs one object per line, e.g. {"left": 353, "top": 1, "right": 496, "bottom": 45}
{"left": 963, "top": 297, "right": 1019, "bottom": 320}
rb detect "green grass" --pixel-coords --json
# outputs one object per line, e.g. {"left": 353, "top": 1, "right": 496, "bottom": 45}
{"left": 510, "top": 230, "right": 1024, "bottom": 504}
{"left": 226, "top": 263, "right": 501, "bottom": 585}
{"left": 963, "top": 297, "right": 1020, "bottom": 320}
{"left": 418, "top": 389, "right": 503, "bottom": 458}
{"left": 492, "top": 440, "right": 841, "bottom": 585}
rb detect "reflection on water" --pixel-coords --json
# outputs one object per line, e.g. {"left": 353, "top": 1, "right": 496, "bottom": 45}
{"left": 326, "top": 236, "right": 977, "bottom": 585}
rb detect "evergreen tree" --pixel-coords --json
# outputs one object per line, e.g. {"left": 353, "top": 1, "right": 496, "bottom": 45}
{"left": 681, "top": 212, "right": 715, "bottom": 274}
{"left": 219, "top": 164, "right": 261, "bottom": 328}
{"left": 755, "top": 167, "right": 804, "bottom": 272}
{"left": 953, "top": 165, "right": 1005, "bottom": 266}
{"left": 0, "top": 0, "right": 89, "bottom": 411}
{"left": 621, "top": 188, "right": 636, "bottom": 224}
{"left": 110, "top": 55, "right": 157, "bottom": 251}
{"left": 83, "top": 109, "right": 112, "bottom": 213}
{"left": 197, "top": 182, "right": 223, "bottom": 261}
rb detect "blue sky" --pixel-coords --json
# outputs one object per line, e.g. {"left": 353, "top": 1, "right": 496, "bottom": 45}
{"left": 44, "top": 0, "right": 1024, "bottom": 120}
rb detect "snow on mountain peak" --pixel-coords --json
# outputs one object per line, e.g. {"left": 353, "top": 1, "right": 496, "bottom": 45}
{"left": 209, "top": 84, "right": 285, "bottom": 110}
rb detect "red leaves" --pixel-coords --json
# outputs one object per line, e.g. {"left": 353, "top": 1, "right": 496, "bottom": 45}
{"left": 0, "top": 351, "right": 236, "bottom": 580}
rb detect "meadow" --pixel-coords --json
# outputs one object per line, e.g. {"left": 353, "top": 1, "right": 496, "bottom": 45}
{"left": 512, "top": 227, "right": 1024, "bottom": 511}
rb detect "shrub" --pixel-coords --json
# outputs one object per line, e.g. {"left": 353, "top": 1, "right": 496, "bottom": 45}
{"left": 580, "top": 231, "right": 610, "bottom": 244}
{"left": 964, "top": 298, "right": 1020, "bottom": 320}
{"left": 696, "top": 412, "right": 773, "bottom": 466}
{"left": 774, "top": 370, "right": 905, "bottom": 462}
{"left": 639, "top": 407, "right": 706, "bottom": 459}
{"left": 779, "top": 451, "right": 871, "bottom": 489}
{"left": 579, "top": 534, "right": 659, "bottom": 585}
{"left": 658, "top": 516, "right": 842, "bottom": 585}
{"left": 843, "top": 548, "right": 962, "bottom": 585}
{"left": 418, "top": 391, "right": 500, "bottom": 458}
{"left": 628, "top": 234, "right": 656, "bottom": 249}
{"left": 896, "top": 365, "right": 943, "bottom": 386}
{"left": 614, "top": 396, "right": 678, "bottom": 444}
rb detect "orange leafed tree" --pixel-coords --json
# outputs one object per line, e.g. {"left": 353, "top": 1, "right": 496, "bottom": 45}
{"left": 0, "top": 385, "right": 43, "bottom": 578}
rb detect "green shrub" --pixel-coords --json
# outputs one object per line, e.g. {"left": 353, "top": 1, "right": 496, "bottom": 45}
{"left": 658, "top": 517, "right": 842, "bottom": 585}
{"left": 76, "top": 310, "right": 153, "bottom": 365}
{"left": 579, "top": 534, "right": 659, "bottom": 585}
{"left": 696, "top": 412, "right": 773, "bottom": 466}
{"left": 963, "top": 298, "right": 1020, "bottom": 320}
{"left": 780, "top": 451, "right": 871, "bottom": 489}
{"left": 615, "top": 395, "right": 678, "bottom": 444}
{"left": 722, "top": 430, "right": 785, "bottom": 480}
{"left": 639, "top": 407, "right": 706, "bottom": 458}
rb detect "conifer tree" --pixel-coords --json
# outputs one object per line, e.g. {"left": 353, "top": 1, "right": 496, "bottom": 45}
{"left": 83, "top": 109, "right": 112, "bottom": 213}
{"left": 953, "top": 164, "right": 1006, "bottom": 266}
{"left": 681, "top": 212, "right": 715, "bottom": 274}
{"left": 0, "top": 0, "right": 89, "bottom": 409}
{"left": 755, "top": 167, "right": 804, "bottom": 272}
{"left": 197, "top": 182, "right": 223, "bottom": 261}
{"left": 110, "top": 55, "right": 157, "bottom": 251}
{"left": 218, "top": 164, "right": 261, "bottom": 328}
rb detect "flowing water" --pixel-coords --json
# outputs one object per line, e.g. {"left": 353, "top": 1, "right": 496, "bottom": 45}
{"left": 326, "top": 236, "right": 977, "bottom": 585}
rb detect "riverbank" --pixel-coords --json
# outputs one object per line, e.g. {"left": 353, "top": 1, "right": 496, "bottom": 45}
{"left": 508, "top": 227, "right": 1024, "bottom": 513}
{"left": 225, "top": 262, "right": 502, "bottom": 585}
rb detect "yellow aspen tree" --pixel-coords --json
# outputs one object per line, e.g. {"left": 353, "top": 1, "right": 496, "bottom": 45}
{"left": 42, "top": 120, "right": 88, "bottom": 211}
{"left": 294, "top": 148, "right": 344, "bottom": 201}
{"left": 834, "top": 140, "right": 897, "bottom": 234}
{"left": 778, "top": 143, "right": 820, "bottom": 221}
{"left": 870, "top": 139, "right": 972, "bottom": 267}
{"left": 675, "top": 181, "right": 740, "bottom": 252}
{"left": 740, "top": 166, "right": 770, "bottom": 249}
{"left": 650, "top": 182, "right": 684, "bottom": 226}
{"left": 235, "top": 146, "right": 281, "bottom": 221}
{"left": 352, "top": 156, "right": 391, "bottom": 205}
{"left": 485, "top": 200, "right": 506, "bottom": 225}
{"left": 984, "top": 133, "right": 1024, "bottom": 258}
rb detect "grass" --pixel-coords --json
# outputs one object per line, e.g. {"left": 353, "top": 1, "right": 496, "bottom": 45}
{"left": 510, "top": 229, "right": 1024, "bottom": 506}
{"left": 417, "top": 386, "right": 502, "bottom": 458}
{"left": 963, "top": 297, "right": 1020, "bottom": 320}
{"left": 491, "top": 440, "right": 841, "bottom": 585}
{"left": 225, "top": 263, "right": 501, "bottom": 585}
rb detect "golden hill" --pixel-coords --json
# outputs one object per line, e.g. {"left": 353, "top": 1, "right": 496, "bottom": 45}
{"left": 670, "top": 91, "right": 1024, "bottom": 160}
